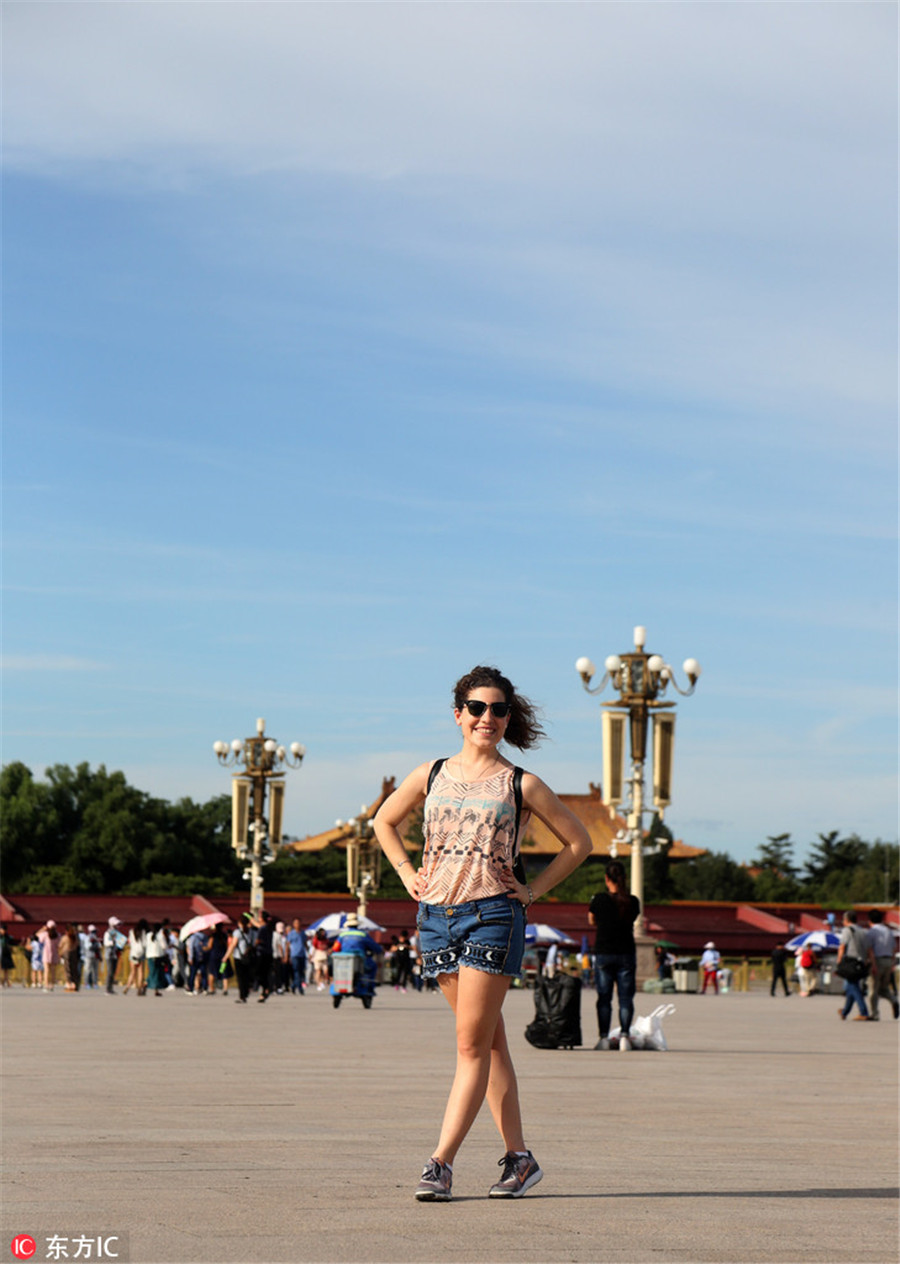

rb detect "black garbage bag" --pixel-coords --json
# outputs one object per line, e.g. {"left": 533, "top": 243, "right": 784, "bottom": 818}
{"left": 524, "top": 974, "right": 582, "bottom": 1049}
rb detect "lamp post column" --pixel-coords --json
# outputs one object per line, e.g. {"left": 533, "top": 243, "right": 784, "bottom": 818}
{"left": 213, "top": 721, "right": 305, "bottom": 914}
{"left": 250, "top": 773, "right": 266, "bottom": 915}
{"left": 628, "top": 757, "right": 646, "bottom": 938}
{"left": 576, "top": 628, "right": 701, "bottom": 984}
{"left": 341, "top": 812, "right": 381, "bottom": 919}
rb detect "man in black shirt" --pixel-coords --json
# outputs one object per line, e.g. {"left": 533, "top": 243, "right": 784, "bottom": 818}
{"left": 770, "top": 943, "right": 791, "bottom": 996}
{"left": 254, "top": 910, "right": 275, "bottom": 1002}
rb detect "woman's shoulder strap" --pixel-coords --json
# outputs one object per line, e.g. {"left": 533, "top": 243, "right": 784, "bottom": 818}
{"left": 426, "top": 758, "right": 448, "bottom": 794}
{"left": 511, "top": 766, "right": 526, "bottom": 881}
{"left": 512, "top": 766, "right": 523, "bottom": 826}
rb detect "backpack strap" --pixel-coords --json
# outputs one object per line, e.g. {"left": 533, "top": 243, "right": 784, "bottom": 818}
{"left": 426, "top": 758, "right": 447, "bottom": 795}
{"left": 512, "top": 766, "right": 526, "bottom": 884}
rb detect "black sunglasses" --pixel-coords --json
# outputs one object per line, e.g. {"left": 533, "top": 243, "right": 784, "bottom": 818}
{"left": 462, "top": 700, "right": 511, "bottom": 718}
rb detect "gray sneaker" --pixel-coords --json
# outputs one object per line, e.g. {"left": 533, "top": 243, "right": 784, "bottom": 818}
{"left": 489, "top": 1150, "right": 543, "bottom": 1198}
{"left": 415, "top": 1158, "right": 452, "bottom": 1201}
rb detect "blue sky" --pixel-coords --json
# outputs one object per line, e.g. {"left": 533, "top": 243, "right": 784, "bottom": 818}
{"left": 2, "top": 3, "right": 896, "bottom": 868}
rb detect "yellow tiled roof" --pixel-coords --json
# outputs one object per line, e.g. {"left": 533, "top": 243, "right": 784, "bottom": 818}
{"left": 521, "top": 783, "right": 705, "bottom": 860}
{"left": 282, "top": 777, "right": 704, "bottom": 861}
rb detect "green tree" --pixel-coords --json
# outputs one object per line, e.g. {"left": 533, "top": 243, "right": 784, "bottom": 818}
{"left": 802, "top": 831, "right": 864, "bottom": 891}
{"left": 643, "top": 814, "right": 676, "bottom": 903}
{"left": 1, "top": 762, "right": 241, "bottom": 895}
{"left": 264, "top": 848, "right": 348, "bottom": 893}
{"left": 669, "top": 851, "right": 756, "bottom": 901}
{"left": 0, "top": 762, "right": 60, "bottom": 887}
{"left": 801, "top": 833, "right": 897, "bottom": 905}
{"left": 751, "top": 833, "right": 801, "bottom": 902}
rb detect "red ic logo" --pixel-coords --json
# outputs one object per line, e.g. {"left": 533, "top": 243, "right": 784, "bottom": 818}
{"left": 10, "top": 1238, "right": 36, "bottom": 1260}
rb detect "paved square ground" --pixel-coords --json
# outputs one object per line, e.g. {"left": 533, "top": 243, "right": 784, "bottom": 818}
{"left": 2, "top": 983, "right": 897, "bottom": 1263}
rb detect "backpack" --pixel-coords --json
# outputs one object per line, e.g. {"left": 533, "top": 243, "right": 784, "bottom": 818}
{"left": 427, "top": 758, "right": 526, "bottom": 883}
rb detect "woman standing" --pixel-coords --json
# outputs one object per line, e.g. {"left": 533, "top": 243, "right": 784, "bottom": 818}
{"left": 145, "top": 923, "right": 167, "bottom": 996}
{"left": 222, "top": 914, "right": 254, "bottom": 1003}
{"left": 125, "top": 919, "right": 148, "bottom": 994}
{"left": 37, "top": 921, "right": 60, "bottom": 991}
{"left": 207, "top": 925, "right": 229, "bottom": 996}
{"left": 374, "top": 665, "right": 591, "bottom": 1202}
{"left": 311, "top": 928, "right": 330, "bottom": 991}
{"left": 29, "top": 932, "right": 44, "bottom": 988}
{"left": 393, "top": 930, "right": 412, "bottom": 992}
{"left": 59, "top": 923, "right": 81, "bottom": 991}
{"left": 588, "top": 861, "right": 640, "bottom": 1050}
{"left": 0, "top": 925, "right": 17, "bottom": 986}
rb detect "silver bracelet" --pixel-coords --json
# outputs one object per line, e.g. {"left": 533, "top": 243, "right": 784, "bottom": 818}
{"left": 395, "top": 859, "right": 411, "bottom": 873}
{"left": 526, "top": 884, "right": 535, "bottom": 907}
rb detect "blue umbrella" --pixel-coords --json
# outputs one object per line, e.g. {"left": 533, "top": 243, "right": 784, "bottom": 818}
{"left": 525, "top": 923, "right": 576, "bottom": 945}
{"left": 785, "top": 930, "right": 840, "bottom": 951}
{"left": 306, "top": 912, "right": 384, "bottom": 938}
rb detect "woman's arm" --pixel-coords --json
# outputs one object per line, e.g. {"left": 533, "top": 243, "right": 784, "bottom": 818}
{"left": 506, "top": 774, "right": 592, "bottom": 905}
{"left": 373, "top": 762, "right": 431, "bottom": 899}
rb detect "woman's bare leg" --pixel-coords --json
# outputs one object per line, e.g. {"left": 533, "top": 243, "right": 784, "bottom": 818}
{"left": 432, "top": 969, "right": 525, "bottom": 1166}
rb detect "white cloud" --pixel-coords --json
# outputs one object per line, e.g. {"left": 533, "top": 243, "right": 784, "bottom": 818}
{"left": 4, "top": 4, "right": 892, "bottom": 204}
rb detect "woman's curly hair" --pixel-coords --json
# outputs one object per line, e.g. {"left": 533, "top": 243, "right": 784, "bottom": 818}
{"left": 452, "top": 665, "right": 545, "bottom": 751}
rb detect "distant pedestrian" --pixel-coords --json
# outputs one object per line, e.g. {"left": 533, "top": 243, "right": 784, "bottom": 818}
{"left": 796, "top": 944, "right": 819, "bottom": 997}
{"left": 287, "top": 918, "right": 307, "bottom": 995}
{"left": 187, "top": 930, "right": 207, "bottom": 994}
{"left": 145, "top": 922, "right": 168, "bottom": 995}
{"left": 103, "top": 917, "right": 124, "bottom": 992}
{"left": 272, "top": 921, "right": 288, "bottom": 994}
{"left": 589, "top": 859, "right": 640, "bottom": 1050}
{"left": 38, "top": 921, "right": 60, "bottom": 991}
{"left": 60, "top": 923, "right": 81, "bottom": 991}
{"left": 393, "top": 930, "right": 413, "bottom": 992}
{"left": 82, "top": 925, "right": 101, "bottom": 989}
{"left": 223, "top": 913, "right": 255, "bottom": 1003}
{"left": 207, "top": 925, "right": 229, "bottom": 995}
{"left": 770, "top": 943, "right": 791, "bottom": 996}
{"left": 836, "top": 911, "right": 875, "bottom": 1021}
{"left": 126, "top": 920, "right": 148, "bottom": 994}
{"left": 0, "top": 925, "right": 16, "bottom": 986}
{"left": 700, "top": 942, "right": 721, "bottom": 994}
{"left": 866, "top": 910, "right": 899, "bottom": 1021}
{"left": 29, "top": 933, "right": 44, "bottom": 988}
{"left": 255, "top": 911, "right": 275, "bottom": 1002}
{"left": 311, "top": 927, "right": 330, "bottom": 991}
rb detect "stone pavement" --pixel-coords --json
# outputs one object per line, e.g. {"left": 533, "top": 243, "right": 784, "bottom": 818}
{"left": 1, "top": 982, "right": 898, "bottom": 1264}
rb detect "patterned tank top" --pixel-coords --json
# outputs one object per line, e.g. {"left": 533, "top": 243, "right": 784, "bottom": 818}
{"left": 418, "top": 762, "right": 530, "bottom": 906}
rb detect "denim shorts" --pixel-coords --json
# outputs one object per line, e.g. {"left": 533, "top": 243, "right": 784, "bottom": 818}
{"left": 416, "top": 895, "right": 526, "bottom": 979}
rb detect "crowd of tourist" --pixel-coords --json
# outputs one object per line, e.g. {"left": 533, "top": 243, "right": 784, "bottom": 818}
{"left": 0, "top": 914, "right": 428, "bottom": 1000}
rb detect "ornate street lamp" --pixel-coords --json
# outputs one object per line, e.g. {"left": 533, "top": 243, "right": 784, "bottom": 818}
{"left": 335, "top": 808, "right": 381, "bottom": 919}
{"left": 576, "top": 626, "right": 701, "bottom": 941}
{"left": 213, "top": 718, "right": 305, "bottom": 913}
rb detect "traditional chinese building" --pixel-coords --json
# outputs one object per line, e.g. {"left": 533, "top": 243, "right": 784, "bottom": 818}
{"left": 280, "top": 777, "right": 706, "bottom": 863}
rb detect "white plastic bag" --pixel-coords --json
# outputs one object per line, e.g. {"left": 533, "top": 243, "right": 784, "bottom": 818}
{"left": 610, "top": 1003, "right": 676, "bottom": 1051}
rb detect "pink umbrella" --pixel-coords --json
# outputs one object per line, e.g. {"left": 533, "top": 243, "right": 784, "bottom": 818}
{"left": 179, "top": 912, "right": 230, "bottom": 942}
